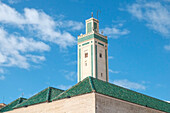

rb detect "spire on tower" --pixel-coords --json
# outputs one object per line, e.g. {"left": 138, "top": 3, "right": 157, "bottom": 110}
{"left": 91, "top": 12, "right": 93, "bottom": 17}
{"left": 97, "top": 10, "right": 101, "bottom": 20}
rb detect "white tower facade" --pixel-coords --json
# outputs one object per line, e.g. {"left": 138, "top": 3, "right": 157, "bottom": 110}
{"left": 78, "top": 17, "right": 108, "bottom": 82}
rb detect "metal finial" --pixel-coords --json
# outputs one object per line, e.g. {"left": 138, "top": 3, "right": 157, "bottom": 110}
{"left": 91, "top": 12, "right": 93, "bottom": 17}
{"left": 2, "top": 96, "right": 5, "bottom": 103}
{"left": 97, "top": 10, "right": 101, "bottom": 20}
{"left": 101, "top": 30, "right": 104, "bottom": 34}
{"left": 22, "top": 93, "right": 24, "bottom": 97}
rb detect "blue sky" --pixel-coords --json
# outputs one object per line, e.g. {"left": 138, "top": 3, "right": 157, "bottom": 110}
{"left": 0, "top": 0, "right": 170, "bottom": 104}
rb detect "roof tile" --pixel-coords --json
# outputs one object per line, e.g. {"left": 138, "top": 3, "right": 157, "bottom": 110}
{"left": 53, "top": 77, "right": 170, "bottom": 113}
{"left": 0, "top": 97, "right": 26, "bottom": 112}
{"left": 14, "top": 87, "right": 63, "bottom": 109}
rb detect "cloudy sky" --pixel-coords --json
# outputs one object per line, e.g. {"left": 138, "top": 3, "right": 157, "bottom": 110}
{"left": 0, "top": 0, "right": 170, "bottom": 104}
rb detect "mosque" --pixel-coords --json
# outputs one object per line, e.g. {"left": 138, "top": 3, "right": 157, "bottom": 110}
{"left": 0, "top": 17, "right": 169, "bottom": 113}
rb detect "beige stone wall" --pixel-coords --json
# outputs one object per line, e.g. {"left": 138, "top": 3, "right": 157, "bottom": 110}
{"left": 96, "top": 39, "right": 107, "bottom": 81}
{"left": 7, "top": 93, "right": 95, "bottom": 113}
{"left": 81, "top": 39, "right": 93, "bottom": 80}
{"left": 6, "top": 93, "right": 166, "bottom": 113}
{"left": 95, "top": 93, "right": 165, "bottom": 113}
{"left": 77, "top": 37, "right": 108, "bottom": 82}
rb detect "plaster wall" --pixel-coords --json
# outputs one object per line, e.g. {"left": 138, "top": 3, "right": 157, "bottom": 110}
{"left": 95, "top": 93, "right": 165, "bottom": 113}
{"left": 81, "top": 40, "right": 93, "bottom": 80}
{"left": 5, "top": 93, "right": 165, "bottom": 113}
{"left": 7, "top": 93, "right": 95, "bottom": 113}
{"left": 78, "top": 38, "right": 108, "bottom": 82}
{"left": 96, "top": 39, "right": 107, "bottom": 81}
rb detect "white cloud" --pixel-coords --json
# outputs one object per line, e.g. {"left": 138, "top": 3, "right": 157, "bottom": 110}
{"left": 60, "top": 70, "right": 76, "bottom": 81}
{"left": 109, "top": 69, "right": 120, "bottom": 74}
{"left": 67, "top": 61, "right": 77, "bottom": 65}
{"left": 102, "top": 24, "right": 129, "bottom": 38}
{"left": 127, "top": 1, "right": 170, "bottom": 37}
{"left": 57, "top": 85, "right": 72, "bottom": 90}
{"left": 0, "top": 2, "right": 83, "bottom": 48}
{"left": 0, "top": 75, "right": 5, "bottom": 80}
{"left": 65, "top": 71, "right": 76, "bottom": 81}
{"left": 113, "top": 79, "right": 146, "bottom": 90}
{"left": 57, "top": 20, "right": 84, "bottom": 31}
{"left": 0, "top": 2, "right": 83, "bottom": 70}
{"left": 0, "top": 68, "right": 4, "bottom": 73}
{"left": 7, "top": 0, "right": 21, "bottom": 4}
{"left": 166, "top": 101, "right": 170, "bottom": 103}
{"left": 164, "top": 0, "right": 170, "bottom": 2}
{"left": 164, "top": 45, "right": 170, "bottom": 51}
{"left": 26, "top": 55, "right": 46, "bottom": 63}
{"left": 0, "top": 28, "right": 50, "bottom": 69}
{"left": 108, "top": 56, "right": 114, "bottom": 59}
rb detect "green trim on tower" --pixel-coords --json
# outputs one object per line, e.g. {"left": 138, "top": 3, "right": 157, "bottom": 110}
{"left": 78, "top": 34, "right": 94, "bottom": 43}
{"left": 94, "top": 22, "right": 97, "bottom": 32}
{"left": 105, "top": 49, "right": 108, "bottom": 82}
{"left": 82, "top": 42, "right": 89, "bottom": 46}
{"left": 95, "top": 45, "right": 98, "bottom": 79}
{"left": 78, "top": 34, "right": 108, "bottom": 44}
{"left": 91, "top": 45, "right": 93, "bottom": 77}
{"left": 94, "top": 34, "right": 108, "bottom": 43}
{"left": 87, "top": 22, "right": 92, "bottom": 33}
{"left": 98, "top": 42, "right": 104, "bottom": 46}
{"left": 79, "top": 49, "right": 81, "bottom": 82}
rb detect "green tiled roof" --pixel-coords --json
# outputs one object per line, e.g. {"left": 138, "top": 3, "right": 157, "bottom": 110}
{"left": 0, "top": 97, "right": 26, "bottom": 112}
{"left": 53, "top": 77, "right": 93, "bottom": 100}
{"left": 14, "top": 87, "right": 64, "bottom": 109}
{"left": 53, "top": 77, "right": 170, "bottom": 113}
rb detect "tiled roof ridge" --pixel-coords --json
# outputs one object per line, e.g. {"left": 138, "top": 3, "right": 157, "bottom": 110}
{"left": 101, "top": 79, "right": 169, "bottom": 104}
{"left": 88, "top": 76, "right": 95, "bottom": 91}
{"left": 46, "top": 87, "right": 51, "bottom": 102}
{"left": 0, "top": 97, "right": 27, "bottom": 112}
{"left": 48, "top": 86, "right": 64, "bottom": 91}
{"left": 52, "top": 91, "right": 65, "bottom": 101}
{"left": 92, "top": 78, "right": 170, "bottom": 112}
{"left": 14, "top": 87, "right": 50, "bottom": 109}
{"left": 53, "top": 77, "right": 91, "bottom": 101}
{"left": 17, "top": 97, "right": 26, "bottom": 105}
{"left": 13, "top": 87, "right": 64, "bottom": 109}
{"left": 2, "top": 97, "right": 23, "bottom": 108}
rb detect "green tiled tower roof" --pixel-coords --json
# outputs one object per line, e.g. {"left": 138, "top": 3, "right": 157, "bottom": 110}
{"left": 0, "top": 97, "right": 26, "bottom": 112}
{"left": 14, "top": 87, "right": 64, "bottom": 109}
{"left": 53, "top": 77, "right": 170, "bottom": 113}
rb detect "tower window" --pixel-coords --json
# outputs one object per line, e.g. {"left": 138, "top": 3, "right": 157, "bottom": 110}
{"left": 101, "top": 73, "right": 103, "bottom": 77}
{"left": 99, "top": 53, "right": 102, "bottom": 58}
{"left": 85, "top": 60, "right": 87, "bottom": 66}
{"left": 85, "top": 53, "right": 88, "bottom": 58}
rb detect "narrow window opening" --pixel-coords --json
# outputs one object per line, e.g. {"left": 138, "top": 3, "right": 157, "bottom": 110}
{"left": 85, "top": 53, "right": 88, "bottom": 58}
{"left": 101, "top": 73, "right": 103, "bottom": 77}
{"left": 99, "top": 53, "right": 102, "bottom": 58}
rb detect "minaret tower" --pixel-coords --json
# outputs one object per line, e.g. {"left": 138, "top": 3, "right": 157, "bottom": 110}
{"left": 78, "top": 16, "right": 108, "bottom": 82}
